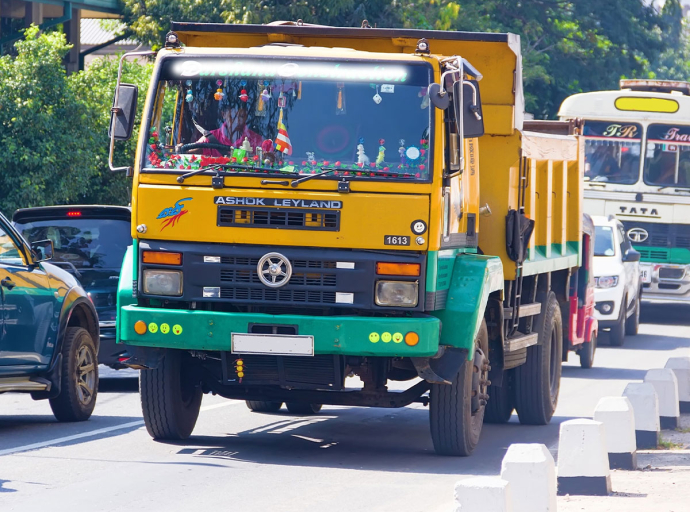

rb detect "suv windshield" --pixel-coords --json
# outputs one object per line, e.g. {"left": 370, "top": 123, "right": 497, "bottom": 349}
{"left": 144, "top": 57, "right": 433, "bottom": 182}
{"left": 582, "top": 120, "right": 641, "bottom": 185}
{"left": 594, "top": 226, "right": 616, "bottom": 257}
{"left": 15, "top": 218, "right": 130, "bottom": 270}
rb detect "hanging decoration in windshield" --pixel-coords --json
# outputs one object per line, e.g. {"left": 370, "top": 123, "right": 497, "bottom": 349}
{"left": 144, "top": 58, "right": 433, "bottom": 182}
{"left": 582, "top": 121, "right": 641, "bottom": 140}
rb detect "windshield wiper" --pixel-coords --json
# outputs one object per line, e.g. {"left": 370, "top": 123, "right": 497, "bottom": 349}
{"left": 289, "top": 167, "right": 409, "bottom": 188}
{"left": 657, "top": 185, "right": 690, "bottom": 193}
{"left": 176, "top": 163, "right": 299, "bottom": 185}
{"left": 290, "top": 167, "right": 340, "bottom": 187}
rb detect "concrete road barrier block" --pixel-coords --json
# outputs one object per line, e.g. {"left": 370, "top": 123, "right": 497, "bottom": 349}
{"left": 623, "top": 382, "right": 660, "bottom": 449}
{"left": 593, "top": 396, "right": 637, "bottom": 470}
{"left": 644, "top": 368, "right": 680, "bottom": 429}
{"left": 665, "top": 357, "right": 690, "bottom": 413}
{"left": 557, "top": 419, "right": 611, "bottom": 496}
{"left": 500, "top": 444, "right": 556, "bottom": 512}
{"left": 454, "top": 476, "right": 512, "bottom": 512}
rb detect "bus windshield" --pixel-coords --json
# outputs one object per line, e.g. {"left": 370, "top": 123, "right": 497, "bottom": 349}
{"left": 644, "top": 124, "right": 690, "bottom": 188}
{"left": 582, "top": 121, "right": 641, "bottom": 184}
{"left": 144, "top": 57, "right": 433, "bottom": 182}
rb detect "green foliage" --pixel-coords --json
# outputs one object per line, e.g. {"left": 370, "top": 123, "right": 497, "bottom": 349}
{"left": 0, "top": 27, "right": 96, "bottom": 213}
{"left": 69, "top": 56, "right": 153, "bottom": 205}
{"left": 0, "top": 26, "right": 152, "bottom": 214}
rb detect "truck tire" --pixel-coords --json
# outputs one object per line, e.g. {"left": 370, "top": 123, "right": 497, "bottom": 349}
{"left": 429, "top": 320, "right": 489, "bottom": 456}
{"left": 625, "top": 294, "right": 640, "bottom": 336}
{"left": 515, "top": 292, "right": 562, "bottom": 425}
{"left": 140, "top": 350, "right": 202, "bottom": 440}
{"left": 579, "top": 332, "right": 596, "bottom": 369}
{"left": 286, "top": 403, "right": 322, "bottom": 414}
{"left": 49, "top": 327, "right": 98, "bottom": 422}
{"left": 246, "top": 401, "right": 283, "bottom": 413}
{"left": 484, "top": 377, "right": 514, "bottom": 424}
{"left": 609, "top": 298, "right": 626, "bottom": 347}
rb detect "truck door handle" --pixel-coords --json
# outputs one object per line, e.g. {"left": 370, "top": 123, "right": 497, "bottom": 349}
{"left": 1, "top": 278, "right": 16, "bottom": 290}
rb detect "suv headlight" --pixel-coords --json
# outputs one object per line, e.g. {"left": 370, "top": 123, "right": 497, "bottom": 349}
{"left": 143, "top": 269, "right": 183, "bottom": 296}
{"left": 375, "top": 280, "right": 418, "bottom": 307}
{"left": 595, "top": 276, "right": 618, "bottom": 289}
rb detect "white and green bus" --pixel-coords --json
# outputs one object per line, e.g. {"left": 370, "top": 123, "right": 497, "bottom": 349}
{"left": 559, "top": 79, "right": 690, "bottom": 303}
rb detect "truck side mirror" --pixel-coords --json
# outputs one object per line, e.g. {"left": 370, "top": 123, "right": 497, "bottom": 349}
{"left": 109, "top": 83, "right": 139, "bottom": 141}
{"left": 428, "top": 83, "right": 450, "bottom": 110}
{"left": 31, "top": 240, "right": 54, "bottom": 262}
{"left": 461, "top": 80, "right": 484, "bottom": 138}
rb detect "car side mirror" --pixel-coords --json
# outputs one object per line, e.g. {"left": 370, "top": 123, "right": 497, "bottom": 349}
{"left": 109, "top": 83, "right": 138, "bottom": 141}
{"left": 623, "top": 248, "right": 641, "bottom": 263}
{"left": 31, "top": 240, "right": 54, "bottom": 262}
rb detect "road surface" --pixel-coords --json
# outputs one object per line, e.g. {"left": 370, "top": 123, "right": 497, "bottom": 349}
{"left": 1, "top": 302, "right": 688, "bottom": 512}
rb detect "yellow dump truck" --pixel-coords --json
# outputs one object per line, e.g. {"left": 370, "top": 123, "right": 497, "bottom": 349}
{"left": 110, "top": 21, "right": 584, "bottom": 455}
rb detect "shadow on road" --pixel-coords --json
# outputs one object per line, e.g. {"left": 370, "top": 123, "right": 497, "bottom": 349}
{"left": 163, "top": 407, "right": 575, "bottom": 475}
{"left": 562, "top": 365, "right": 647, "bottom": 381}
{"left": 98, "top": 378, "right": 139, "bottom": 393}
{"left": 0, "top": 480, "right": 17, "bottom": 493}
{"left": 640, "top": 302, "right": 690, "bottom": 326}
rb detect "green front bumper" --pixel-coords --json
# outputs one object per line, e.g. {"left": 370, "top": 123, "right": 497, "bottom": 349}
{"left": 119, "top": 306, "right": 441, "bottom": 357}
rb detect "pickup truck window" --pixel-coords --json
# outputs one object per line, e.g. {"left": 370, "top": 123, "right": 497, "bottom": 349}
{"left": 144, "top": 57, "right": 433, "bottom": 182}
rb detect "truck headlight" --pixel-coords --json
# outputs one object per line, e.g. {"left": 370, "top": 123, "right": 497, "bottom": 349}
{"left": 143, "top": 269, "right": 183, "bottom": 296}
{"left": 375, "top": 280, "right": 418, "bottom": 307}
{"left": 595, "top": 276, "right": 618, "bottom": 289}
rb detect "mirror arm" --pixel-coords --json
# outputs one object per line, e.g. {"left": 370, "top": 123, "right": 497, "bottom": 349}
{"left": 109, "top": 50, "right": 156, "bottom": 174}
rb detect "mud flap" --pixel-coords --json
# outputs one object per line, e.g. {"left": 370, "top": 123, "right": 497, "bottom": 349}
{"left": 411, "top": 348, "right": 469, "bottom": 384}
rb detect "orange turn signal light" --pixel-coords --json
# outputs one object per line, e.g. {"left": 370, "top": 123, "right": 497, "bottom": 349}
{"left": 142, "top": 251, "right": 182, "bottom": 265}
{"left": 405, "top": 332, "right": 420, "bottom": 346}
{"left": 376, "top": 262, "right": 421, "bottom": 276}
{"left": 134, "top": 320, "right": 148, "bottom": 335}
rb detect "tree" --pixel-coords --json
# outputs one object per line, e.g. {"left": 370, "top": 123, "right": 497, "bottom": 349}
{"left": 0, "top": 27, "right": 98, "bottom": 213}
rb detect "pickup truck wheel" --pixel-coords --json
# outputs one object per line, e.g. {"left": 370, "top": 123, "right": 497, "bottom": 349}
{"left": 49, "top": 327, "right": 98, "bottom": 422}
{"left": 246, "top": 401, "right": 283, "bottom": 413}
{"left": 429, "top": 320, "right": 489, "bottom": 456}
{"left": 286, "top": 403, "right": 322, "bottom": 414}
{"left": 625, "top": 294, "right": 640, "bottom": 336}
{"left": 484, "top": 375, "right": 514, "bottom": 424}
{"left": 609, "top": 299, "right": 626, "bottom": 347}
{"left": 515, "top": 292, "right": 562, "bottom": 425}
{"left": 140, "top": 350, "right": 202, "bottom": 440}
{"left": 579, "top": 333, "right": 597, "bottom": 369}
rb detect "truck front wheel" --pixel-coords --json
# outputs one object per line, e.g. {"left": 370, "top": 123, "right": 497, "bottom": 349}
{"left": 429, "top": 320, "right": 489, "bottom": 456}
{"left": 514, "top": 292, "right": 562, "bottom": 425}
{"left": 140, "top": 350, "right": 202, "bottom": 440}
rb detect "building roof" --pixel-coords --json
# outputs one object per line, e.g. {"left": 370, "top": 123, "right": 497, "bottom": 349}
{"left": 81, "top": 18, "right": 137, "bottom": 46}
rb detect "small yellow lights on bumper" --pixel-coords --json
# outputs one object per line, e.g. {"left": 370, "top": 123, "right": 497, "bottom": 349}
{"left": 405, "top": 332, "right": 420, "bottom": 346}
{"left": 134, "top": 321, "right": 147, "bottom": 335}
{"left": 369, "top": 331, "right": 418, "bottom": 346}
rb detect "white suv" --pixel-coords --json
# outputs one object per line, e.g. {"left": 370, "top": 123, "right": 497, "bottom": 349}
{"left": 592, "top": 216, "right": 642, "bottom": 346}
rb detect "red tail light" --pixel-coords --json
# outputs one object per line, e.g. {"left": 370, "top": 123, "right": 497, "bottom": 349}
{"left": 67, "top": 211, "right": 82, "bottom": 217}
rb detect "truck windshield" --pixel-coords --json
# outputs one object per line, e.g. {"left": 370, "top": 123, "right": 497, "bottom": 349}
{"left": 594, "top": 226, "right": 616, "bottom": 257}
{"left": 582, "top": 120, "right": 641, "bottom": 185}
{"left": 144, "top": 57, "right": 433, "bottom": 182}
{"left": 644, "top": 124, "right": 690, "bottom": 188}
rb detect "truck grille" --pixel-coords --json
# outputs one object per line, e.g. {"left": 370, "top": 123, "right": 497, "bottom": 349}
{"left": 623, "top": 221, "right": 690, "bottom": 250}
{"left": 659, "top": 267, "right": 685, "bottom": 279}
{"left": 218, "top": 206, "right": 340, "bottom": 231}
{"left": 222, "top": 353, "right": 343, "bottom": 389}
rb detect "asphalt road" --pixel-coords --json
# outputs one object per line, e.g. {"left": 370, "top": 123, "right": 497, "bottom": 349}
{"left": 1, "top": 303, "right": 688, "bottom": 512}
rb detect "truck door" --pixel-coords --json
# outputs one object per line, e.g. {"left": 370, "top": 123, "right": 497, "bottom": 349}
{"left": 0, "top": 221, "right": 53, "bottom": 366}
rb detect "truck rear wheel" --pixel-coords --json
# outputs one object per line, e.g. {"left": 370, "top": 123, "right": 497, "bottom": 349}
{"left": 286, "top": 403, "right": 322, "bottom": 414}
{"left": 429, "top": 320, "right": 489, "bottom": 456}
{"left": 140, "top": 350, "right": 202, "bottom": 440}
{"left": 484, "top": 376, "right": 514, "bottom": 424}
{"left": 246, "top": 401, "right": 283, "bottom": 413}
{"left": 515, "top": 292, "right": 562, "bottom": 425}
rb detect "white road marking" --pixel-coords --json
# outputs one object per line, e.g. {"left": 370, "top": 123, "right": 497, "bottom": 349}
{"left": 0, "top": 399, "right": 239, "bottom": 457}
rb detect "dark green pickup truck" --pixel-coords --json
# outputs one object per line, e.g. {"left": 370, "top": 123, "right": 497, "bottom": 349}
{"left": 0, "top": 211, "right": 100, "bottom": 421}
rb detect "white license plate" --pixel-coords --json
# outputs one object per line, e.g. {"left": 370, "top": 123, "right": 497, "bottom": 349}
{"left": 640, "top": 267, "right": 651, "bottom": 284}
{"left": 231, "top": 333, "right": 314, "bottom": 356}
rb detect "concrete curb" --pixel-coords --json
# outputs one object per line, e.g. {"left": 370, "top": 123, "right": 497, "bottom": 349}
{"left": 500, "top": 444, "right": 557, "bottom": 512}
{"left": 593, "top": 396, "right": 637, "bottom": 470}
{"left": 665, "top": 357, "right": 690, "bottom": 413}
{"left": 623, "top": 382, "right": 660, "bottom": 449}
{"left": 454, "top": 476, "right": 512, "bottom": 512}
{"left": 557, "top": 419, "right": 612, "bottom": 496}
{"left": 644, "top": 368, "right": 680, "bottom": 430}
